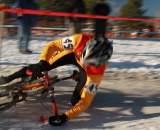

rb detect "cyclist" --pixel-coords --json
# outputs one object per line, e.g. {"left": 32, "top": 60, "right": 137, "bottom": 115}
{"left": 0, "top": 33, "right": 113, "bottom": 126}
{"left": 0, "top": 1, "right": 112, "bottom": 125}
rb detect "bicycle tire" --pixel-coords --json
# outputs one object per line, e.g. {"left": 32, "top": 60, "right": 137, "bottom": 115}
{"left": 0, "top": 92, "right": 26, "bottom": 112}
{"left": 0, "top": 83, "right": 26, "bottom": 112}
{"left": 0, "top": 71, "right": 76, "bottom": 112}
{"left": 0, "top": 85, "right": 12, "bottom": 110}
{"left": 0, "top": 101, "right": 14, "bottom": 111}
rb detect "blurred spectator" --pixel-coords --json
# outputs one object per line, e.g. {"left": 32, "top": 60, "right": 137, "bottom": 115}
{"left": 93, "top": 0, "right": 111, "bottom": 39}
{"left": 130, "top": 31, "right": 139, "bottom": 38}
{"left": 0, "top": 2, "right": 7, "bottom": 9}
{"left": 66, "top": 0, "right": 86, "bottom": 34}
{"left": 0, "top": 4, "right": 5, "bottom": 21}
{"left": 112, "top": 25, "right": 121, "bottom": 39}
{"left": 14, "top": 0, "right": 38, "bottom": 54}
{"left": 0, "top": 2, "right": 7, "bottom": 39}
{"left": 141, "top": 26, "right": 155, "bottom": 38}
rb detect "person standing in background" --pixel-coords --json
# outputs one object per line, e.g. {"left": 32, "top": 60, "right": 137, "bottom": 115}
{"left": 0, "top": 1, "right": 6, "bottom": 66}
{"left": 14, "top": 0, "right": 38, "bottom": 54}
{"left": 66, "top": 0, "right": 86, "bottom": 34}
{"left": 93, "top": 0, "right": 111, "bottom": 39}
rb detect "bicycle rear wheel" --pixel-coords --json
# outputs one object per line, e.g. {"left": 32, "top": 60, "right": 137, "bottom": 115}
{"left": 0, "top": 91, "right": 26, "bottom": 111}
{"left": 0, "top": 82, "right": 26, "bottom": 111}
{"left": 0, "top": 86, "right": 13, "bottom": 111}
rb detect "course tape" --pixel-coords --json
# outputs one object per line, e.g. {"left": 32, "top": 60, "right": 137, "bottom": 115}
{"left": 0, "top": 7, "right": 160, "bottom": 23}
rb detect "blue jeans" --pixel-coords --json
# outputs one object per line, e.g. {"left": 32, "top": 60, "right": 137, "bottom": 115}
{"left": 18, "top": 23, "right": 32, "bottom": 50}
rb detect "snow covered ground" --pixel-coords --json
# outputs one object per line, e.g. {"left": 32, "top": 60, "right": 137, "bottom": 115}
{"left": 0, "top": 38, "right": 160, "bottom": 73}
{"left": 111, "top": 39, "right": 160, "bottom": 72}
{"left": 0, "top": 38, "right": 160, "bottom": 130}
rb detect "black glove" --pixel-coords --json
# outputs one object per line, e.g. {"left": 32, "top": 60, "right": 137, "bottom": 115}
{"left": 49, "top": 114, "right": 68, "bottom": 126}
{"left": 27, "top": 60, "right": 50, "bottom": 79}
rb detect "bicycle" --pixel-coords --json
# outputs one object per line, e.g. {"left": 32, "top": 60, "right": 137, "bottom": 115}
{"left": 0, "top": 68, "right": 79, "bottom": 123}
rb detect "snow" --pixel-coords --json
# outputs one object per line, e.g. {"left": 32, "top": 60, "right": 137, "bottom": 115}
{"left": 0, "top": 38, "right": 160, "bottom": 72}
{"left": 0, "top": 38, "right": 160, "bottom": 130}
{"left": 110, "top": 39, "right": 160, "bottom": 72}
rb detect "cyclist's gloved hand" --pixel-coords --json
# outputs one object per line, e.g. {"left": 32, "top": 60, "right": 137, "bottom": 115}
{"left": 27, "top": 60, "right": 50, "bottom": 79}
{"left": 49, "top": 114, "right": 68, "bottom": 126}
{"left": 27, "top": 64, "right": 42, "bottom": 79}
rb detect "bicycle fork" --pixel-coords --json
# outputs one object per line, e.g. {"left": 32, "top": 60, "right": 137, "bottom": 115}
{"left": 51, "top": 98, "right": 58, "bottom": 116}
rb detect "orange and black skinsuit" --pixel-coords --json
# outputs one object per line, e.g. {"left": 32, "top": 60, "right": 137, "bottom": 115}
{"left": 1, "top": 33, "right": 108, "bottom": 121}
{"left": 39, "top": 33, "right": 107, "bottom": 119}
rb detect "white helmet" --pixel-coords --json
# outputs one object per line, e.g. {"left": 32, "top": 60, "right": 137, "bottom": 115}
{"left": 82, "top": 37, "right": 113, "bottom": 66}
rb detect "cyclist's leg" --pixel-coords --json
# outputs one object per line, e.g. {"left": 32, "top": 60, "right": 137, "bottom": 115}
{"left": 70, "top": 66, "right": 87, "bottom": 106}
{"left": 0, "top": 53, "right": 78, "bottom": 85}
{"left": 48, "top": 53, "right": 79, "bottom": 69}
{"left": 45, "top": 52, "right": 87, "bottom": 106}
{"left": 0, "top": 67, "right": 28, "bottom": 85}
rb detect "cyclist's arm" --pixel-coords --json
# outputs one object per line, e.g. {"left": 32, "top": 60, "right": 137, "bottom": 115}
{"left": 39, "top": 35, "right": 79, "bottom": 65}
{"left": 64, "top": 74, "right": 104, "bottom": 119}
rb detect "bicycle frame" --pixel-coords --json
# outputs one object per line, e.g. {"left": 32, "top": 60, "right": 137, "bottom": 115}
{"left": 0, "top": 71, "right": 77, "bottom": 114}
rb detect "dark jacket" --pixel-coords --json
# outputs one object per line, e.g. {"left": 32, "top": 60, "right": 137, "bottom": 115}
{"left": 93, "top": 2, "right": 111, "bottom": 38}
{"left": 14, "top": 0, "right": 38, "bottom": 26}
{"left": 67, "top": 0, "right": 86, "bottom": 14}
{"left": 67, "top": 0, "right": 86, "bottom": 22}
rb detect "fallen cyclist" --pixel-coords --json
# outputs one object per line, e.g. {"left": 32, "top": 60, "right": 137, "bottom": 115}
{"left": 0, "top": 32, "right": 113, "bottom": 126}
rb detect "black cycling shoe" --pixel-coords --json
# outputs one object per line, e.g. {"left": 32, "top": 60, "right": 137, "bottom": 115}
{"left": 0, "top": 76, "right": 10, "bottom": 85}
{"left": 19, "top": 49, "right": 32, "bottom": 54}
